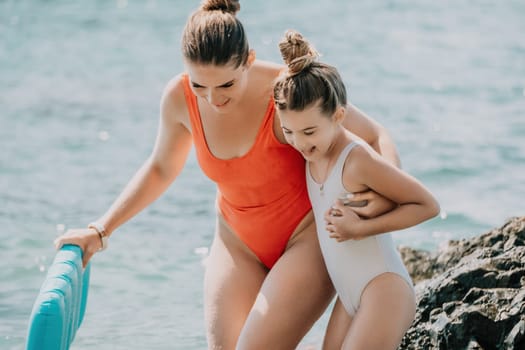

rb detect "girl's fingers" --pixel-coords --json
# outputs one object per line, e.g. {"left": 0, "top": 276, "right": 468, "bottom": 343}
{"left": 348, "top": 205, "right": 366, "bottom": 216}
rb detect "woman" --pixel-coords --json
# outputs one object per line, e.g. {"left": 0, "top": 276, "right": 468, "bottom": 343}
{"left": 55, "top": 1, "right": 400, "bottom": 348}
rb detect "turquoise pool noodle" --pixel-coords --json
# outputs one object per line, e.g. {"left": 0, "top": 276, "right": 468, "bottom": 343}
{"left": 26, "top": 244, "right": 91, "bottom": 350}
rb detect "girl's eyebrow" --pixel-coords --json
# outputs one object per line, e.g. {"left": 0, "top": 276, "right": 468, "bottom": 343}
{"left": 191, "top": 79, "right": 235, "bottom": 88}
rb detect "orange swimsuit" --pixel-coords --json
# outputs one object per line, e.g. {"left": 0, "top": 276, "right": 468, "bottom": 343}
{"left": 182, "top": 74, "right": 312, "bottom": 268}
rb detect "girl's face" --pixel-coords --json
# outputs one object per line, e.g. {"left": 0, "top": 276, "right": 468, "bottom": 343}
{"left": 185, "top": 59, "right": 251, "bottom": 114}
{"left": 278, "top": 102, "right": 343, "bottom": 162}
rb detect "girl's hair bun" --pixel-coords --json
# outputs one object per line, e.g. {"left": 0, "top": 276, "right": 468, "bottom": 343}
{"left": 201, "top": 0, "right": 240, "bottom": 14}
{"left": 279, "top": 29, "right": 319, "bottom": 76}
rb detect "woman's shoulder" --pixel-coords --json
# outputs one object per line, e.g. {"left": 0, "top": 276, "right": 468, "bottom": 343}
{"left": 253, "top": 59, "right": 285, "bottom": 74}
{"left": 162, "top": 73, "right": 188, "bottom": 95}
{"left": 161, "top": 73, "right": 190, "bottom": 103}
{"left": 248, "top": 60, "right": 285, "bottom": 96}
{"left": 159, "top": 73, "right": 191, "bottom": 121}
{"left": 251, "top": 59, "right": 286, "bottom": 81}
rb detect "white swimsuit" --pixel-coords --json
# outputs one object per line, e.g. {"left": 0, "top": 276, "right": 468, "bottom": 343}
{"left": 306, "top": 141, "right": 414, "bottom": 315}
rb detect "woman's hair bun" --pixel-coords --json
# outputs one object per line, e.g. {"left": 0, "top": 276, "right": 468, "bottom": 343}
{"left": 200, "top": 0, "right": 240, "bottom": 14}
{"left": 279, "top": 29, "right": 319, "bottom": 75}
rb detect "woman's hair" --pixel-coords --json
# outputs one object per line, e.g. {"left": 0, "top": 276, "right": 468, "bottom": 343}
{"left": 182, "top": 0, "right": 249, "bottom": 68}
{"left": 273, "top": 30, "right": 347, "bottom": 115}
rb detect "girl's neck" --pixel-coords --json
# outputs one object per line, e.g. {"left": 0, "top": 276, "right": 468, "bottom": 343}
{"left": 322, "top": 128, "right": 352, "bottom": 163}
{"left": 311, "top": 128, "right": 351, "bottom": 184}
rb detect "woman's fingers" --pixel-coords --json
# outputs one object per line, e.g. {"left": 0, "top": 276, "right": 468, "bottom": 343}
{"left": 81, "top": 251, "right": 95, "bottom": 268}
{"left": 54, "top": 228, "right": 84, "bottom": 248}
{"left": 53, "top": 228, "right": 99, "bottom": 268}
{"left": 342, "top": 191, "right": 369, "bottom": 207}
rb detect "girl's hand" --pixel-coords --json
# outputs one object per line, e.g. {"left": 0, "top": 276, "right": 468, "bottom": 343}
{"left": 341, "top": 190, "right": 397, "bottom": 218}
{"left": 54, "top": 228, "right": 102, "bottom": 268}
{"left": 323, "top": 200, "right": 365, "bottom": 242}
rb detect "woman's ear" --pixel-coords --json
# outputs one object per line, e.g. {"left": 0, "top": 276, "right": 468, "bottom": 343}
{"left": 334, "top": 106, "right": 346, "bottom": 124}
{"left": 246, "top": 49, "right": 256, "bottom": 68}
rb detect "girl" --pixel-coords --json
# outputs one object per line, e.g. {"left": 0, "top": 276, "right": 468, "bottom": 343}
{"left": 273, "top": 30, "right": 440, "bottom": 350}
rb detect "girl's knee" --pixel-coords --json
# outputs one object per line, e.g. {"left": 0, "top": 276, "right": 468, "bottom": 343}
{"left": 342, "top": 274, "right": 415, "bottom": 349}
{"left": 363, "top": 272, "right": 415, "bottom": 307}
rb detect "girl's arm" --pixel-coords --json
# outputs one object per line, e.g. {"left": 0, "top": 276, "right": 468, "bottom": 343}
{"left": 325, "top": 143, "right": 439, "bottom": 242}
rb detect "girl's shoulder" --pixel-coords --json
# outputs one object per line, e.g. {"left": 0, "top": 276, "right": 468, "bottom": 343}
{"left": 342, "top": 137, "right": 376, "bottom": 166}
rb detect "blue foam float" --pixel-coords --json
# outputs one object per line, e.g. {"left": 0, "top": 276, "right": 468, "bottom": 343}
{"left": 26, "top": 244, "right": 91, "bottom": 350}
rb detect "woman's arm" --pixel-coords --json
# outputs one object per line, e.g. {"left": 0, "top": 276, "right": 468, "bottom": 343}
{"left": 96, "top": 78, "right": 193, "bottom": 235}
{"left": 55, "top": 76, "right": 193, "bottom": 266}
{"left": 340, "top": 102, "right": 402, "bottom": 217}
{"left": 341, "top": 102, "right": 401, "bottom": 167}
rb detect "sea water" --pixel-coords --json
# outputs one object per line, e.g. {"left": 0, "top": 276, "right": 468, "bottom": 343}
{"left": 1, "top": 0, "right": 524, "bottom": 349}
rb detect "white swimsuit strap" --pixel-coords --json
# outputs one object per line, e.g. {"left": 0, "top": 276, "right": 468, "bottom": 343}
{"left": 331, "top": 141, "right": 360, "bottom": 178}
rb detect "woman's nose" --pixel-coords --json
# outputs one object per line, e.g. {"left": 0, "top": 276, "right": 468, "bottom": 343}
{"left": 206, "top": 90, "right": 221, "bottom": 105}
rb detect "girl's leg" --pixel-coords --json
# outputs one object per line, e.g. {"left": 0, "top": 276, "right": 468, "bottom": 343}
{"left": 204, "top": 216, "right": 268, "bottom": 349}
{"left": 236, "top": 213, "right": 336, "bottom": 350}
{"left": 322, "top": 297, "right": 352, "bottom": 350}
{"left": 342, "top": 273, "right": 416, "bottom": 350}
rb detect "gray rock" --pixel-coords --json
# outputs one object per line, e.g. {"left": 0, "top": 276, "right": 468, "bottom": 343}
{"left": 398, "top": 216, "right": 525, "bottom": 350}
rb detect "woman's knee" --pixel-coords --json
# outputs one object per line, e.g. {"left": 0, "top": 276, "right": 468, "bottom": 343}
{"left": 235, "top": 241, "right": 335, "bottom": 349}
{"left": 204, "top": 235, "right": 268, "bottom": 349}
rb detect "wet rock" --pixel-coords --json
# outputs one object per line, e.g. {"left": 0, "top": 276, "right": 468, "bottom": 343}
{"left": 399, "top": 216, "right": 525, "bottom": 350}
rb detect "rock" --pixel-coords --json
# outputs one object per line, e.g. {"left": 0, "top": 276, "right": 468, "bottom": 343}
{"left": 398, "top": 216, "right": 525, "bottom": 350}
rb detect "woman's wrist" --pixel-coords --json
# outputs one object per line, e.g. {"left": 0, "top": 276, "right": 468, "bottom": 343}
{"left": 88, "top": 222, "right": 109, "bottom": 251}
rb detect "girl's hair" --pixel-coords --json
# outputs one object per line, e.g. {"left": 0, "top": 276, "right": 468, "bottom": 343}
{"left": 273, "top": 30, "right": 347, "bottom": 115}
{"left": 182, "top": 0, "right": 249, "bottom": 68}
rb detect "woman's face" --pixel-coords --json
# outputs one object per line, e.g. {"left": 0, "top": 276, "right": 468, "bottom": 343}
{"left": 185, "top": 60, "right": 249, "bottom": 114}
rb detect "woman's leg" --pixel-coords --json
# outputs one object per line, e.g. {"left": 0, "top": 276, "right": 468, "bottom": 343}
{"left": 236, "top": 214, "right": 336, "bottom": 350}
{"left": 204, "top": 216, "right": 268, "bottom": 350}
{"left": 342, "top": 273, "right": 416, "bottom": 350}
{"left": 322, "top": 297, "right": 352, "bottom": 350}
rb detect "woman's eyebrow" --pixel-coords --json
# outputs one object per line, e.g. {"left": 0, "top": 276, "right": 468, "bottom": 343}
{"left": 218, "top": 80, "right": 235, "bottom": 87}
{"left": 191, "top": 79, "right": 235, "bottom": 88}
{"left": 282, "top": 126, "right": 317, "bottom": 132}
{"left": 191, "top": 81, "right": 204, "bottom": 88}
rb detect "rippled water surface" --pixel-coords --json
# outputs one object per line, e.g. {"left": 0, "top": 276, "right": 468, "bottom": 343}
{"left": 1, "top": 0, "right": 524, "bottom": 348}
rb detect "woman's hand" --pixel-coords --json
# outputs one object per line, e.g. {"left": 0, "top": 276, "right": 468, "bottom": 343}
{"left": 54, "top": 228, "right": 102, "bottom": 268}
{"left": 341, "top": 189, "right": 397, "bottom": 219}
